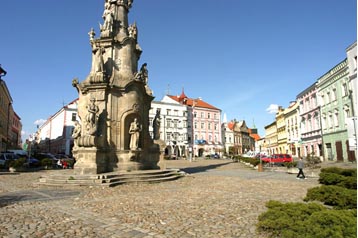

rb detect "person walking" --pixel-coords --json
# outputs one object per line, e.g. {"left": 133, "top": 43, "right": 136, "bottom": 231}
{"left": 296, "top": 157, "right": 306, "bottom": 179}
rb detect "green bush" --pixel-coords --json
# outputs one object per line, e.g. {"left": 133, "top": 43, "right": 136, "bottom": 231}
{"left": 319, "top": 172, "right": 357, "bottom": 189}
{"left": 41, "top": 158, "right": 53, "bottom": 168}
{"left": 321, "top": 167, "right": 357, "bottom": 177}
{"left": 9, "top": 157, "right": 26, "bottom": 168}
{"left": 284, "top": 161, "right": 297, "bottom": 168}
{"left": 257, "top": 200, "right": 357, "bottom": 238}
{"left": 304, "top": 185, "right": 357, "bottom": 209}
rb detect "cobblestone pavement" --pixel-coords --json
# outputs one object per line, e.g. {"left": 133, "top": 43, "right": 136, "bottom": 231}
{"left": 0, "top": 159, "right": 355, "bottom": 238}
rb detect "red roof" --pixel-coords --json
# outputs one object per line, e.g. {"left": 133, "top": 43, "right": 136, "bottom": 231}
{"left": 168, "top": 95, "right": 219, "bottom": 110}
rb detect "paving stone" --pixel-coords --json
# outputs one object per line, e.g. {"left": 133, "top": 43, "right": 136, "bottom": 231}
{"left": 0, "top": 159, "right": 355, "bottom": 237}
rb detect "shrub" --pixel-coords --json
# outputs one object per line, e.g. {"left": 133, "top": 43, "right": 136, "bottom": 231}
{"left": 284, "top": 161, "right": 297, "bottom": 168}
{"left": 304, "top": 185, "right": 357, "bottom": 209}
{"left": 257, "top": 200, "right": 357, "bottom": 238}
{"left": 321, "top": 167, "right": 357, "bottom": 177}
{"left": 319, "top": 172, "right": 357, "bottom": 190}
{"left": 305, "top": 153, "right": 321, "bottom": 169}
{"left": 41, "top": 158, "right": 53, "bottom": 168}
{"left": 9, "top": 157, "right": 26, "bottom": 168}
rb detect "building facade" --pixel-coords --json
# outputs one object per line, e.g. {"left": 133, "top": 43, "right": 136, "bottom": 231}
{"left": 168, "top": 92, "right": 222, "bottom": 157}
{"left": 346, "top": 42, "right": 357, "bottom": 158}
{"left": 149, "top": 96, "right": 189, "bottom": 158}
{"left": 35, "top": 99, "right": 79, "bottom": 156}
{"left": 276, "top": 106, "right": 287, "bottom": 154}
{"left": 297, "top": 83, "right": 323, "bottom": 159}
{"left": 264, "top": 121, "right": 277, "bottom": 155}
{"left": 317, "top": 59, "right": 354, "bottom": 162}
{"left": 284, "top": 101, "right": 300, "bottom": 156}
{"left": 0, "top": 79, "right": 22, "bottom": 151}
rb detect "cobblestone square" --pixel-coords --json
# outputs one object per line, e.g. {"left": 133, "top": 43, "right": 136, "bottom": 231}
{"left": 1, "top": 159, "right": 351, "bottom": 238}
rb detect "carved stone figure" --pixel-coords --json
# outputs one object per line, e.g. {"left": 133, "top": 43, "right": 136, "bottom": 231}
{"left": 129, "top": 118, "right": 141, "bottom": 150}
{"left": 134, "top": 63, "right": 148, "bottom": 83}
{"left": 102, "top": 9, "right": 113, "bottom": 32}
{"left": 85, "top": 98, "right": 99, "bottom": 135}
{"left": 88, "top": 28, "right": 95, "bottom": 41}
{"left": 72, "top": 121, "right": 82, "bottom": 147}
{"left": 153, "top": 109, "right": 161, "bottom": 140}
{"left": 128, "top": 23, "right": 137, "bottom": 39}
{"left": 92, "top": 45, "right": 105, "bottom": 73}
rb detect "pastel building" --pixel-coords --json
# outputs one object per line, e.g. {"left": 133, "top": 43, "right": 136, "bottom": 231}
{"left": 284, "top": 101, "right": 300, "bottom": 156}
{"left": 297, "top": 82, "right": 323, "bottom": 158}
{"left": 35, "top": 99, "right": 79, "bottom": 156}
{"left": 168, "top": 92, "right": 222, "bottom": 157}
{"left": 317, "top": 59, "right": 355, "bottom": 162}
{"left": 149, "top": 95, "right": 189, "bottom": 158}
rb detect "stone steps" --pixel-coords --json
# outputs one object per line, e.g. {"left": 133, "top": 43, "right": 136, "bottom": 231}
{"left": 37, "top": 169, "right": 185, "bottom": 187}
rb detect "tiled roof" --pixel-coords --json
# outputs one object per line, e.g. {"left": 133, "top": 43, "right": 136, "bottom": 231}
{"left": 168, "top": 95, "right": 219, "bottom": 110}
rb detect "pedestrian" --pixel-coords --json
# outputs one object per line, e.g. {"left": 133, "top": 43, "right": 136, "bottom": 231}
{"left": 296, "top": 157, "right": 306, "bottom": 179}
{"left": 57, "top": 159, "right": 62, "bottom": 169}
{"left": 62, "top": 160, "right": 68, "bottom": 169}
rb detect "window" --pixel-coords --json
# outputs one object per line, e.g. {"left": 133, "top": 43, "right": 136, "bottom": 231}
{"left": 166, "top": 119, "right": 170, "bottom": 128}
{"left": 332, "top": 89, "right": 337, "bottom": 101}
{"left": 342, "top": 83, "right": 349, "bottom": 97}
{"left": 208, "top": 113, "right": 211, "bottom": 119}
{"left": 166, "top": 109, "right": 171, "bottom": 116}
{"left": 71, "top": 113, "right": 77, "bottom": 121}
{"left": 201, "top": 112, "right": 204, "bottom": 118}
{"left": 201, "top": 122, "right": 205, "bottom": 129}
{"left": 174, "top": 110, "right": 178, "bottom": 116}
{"left": 334, "top": 110, "right": 339, "bottom": 127}
{"left": 327, "top": 92, "right": 331, "bottom": 103}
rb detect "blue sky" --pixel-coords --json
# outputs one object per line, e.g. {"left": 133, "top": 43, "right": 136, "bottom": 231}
{"left": 0, "top": 0, "right": 356, "bottom": 142}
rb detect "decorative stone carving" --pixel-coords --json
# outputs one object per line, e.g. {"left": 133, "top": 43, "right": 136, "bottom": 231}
{"left": 129, "top": 118, "right": 142, "bottom": 150}
{"left": 88, "top": 28, "right": 95, "bottom": 41}
{"left": 85, "top": 97, "right": 99, "bottom": 136}
{"left": 128, "top": 22, "right": 137, "bottom": 40}
{"left": 72, "top": 120, "right": 82, "bottom": 148}
{"left": 134, "top": 63, "right": 148, "bottom": 83}
{"left": 153, "top": 109, "right": 161, "bottom": 140}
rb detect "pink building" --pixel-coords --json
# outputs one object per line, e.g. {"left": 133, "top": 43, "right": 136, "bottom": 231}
{"left": 297, "top": 82, "right": 323, "bottom": 158}
{"left": 169, "top": 91, "right": 222, "bottom": 157}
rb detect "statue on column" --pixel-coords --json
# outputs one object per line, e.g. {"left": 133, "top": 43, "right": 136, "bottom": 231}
{"left": 153, "top": 109, "right": 161, "bottom": 140}
{"left": 129, "top": 118, "right": 142, "bottom": 150}
{"left": 85, "top": 97, "right": 99, "bottom": 135}
{"left": 72, "top": 121, "right": 82, "bottom": 148}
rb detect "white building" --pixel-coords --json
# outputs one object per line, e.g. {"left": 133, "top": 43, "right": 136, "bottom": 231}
{"left": 35, "top": 99, "right": 79, "bottom": 156}
{"left": 150, "top": 95, "right": 189, "bottom": 158}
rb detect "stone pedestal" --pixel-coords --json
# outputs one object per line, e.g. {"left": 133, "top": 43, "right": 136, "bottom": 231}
{"left": 73, "top": 148, "right": 108, "bottom": 175}
{"left": 155, "top": 139, "right": 167, "bottom": 170}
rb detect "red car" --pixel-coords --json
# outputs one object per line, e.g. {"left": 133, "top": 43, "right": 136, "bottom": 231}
{"left": 261, "top": 154, "right": 293, "bottom": 164}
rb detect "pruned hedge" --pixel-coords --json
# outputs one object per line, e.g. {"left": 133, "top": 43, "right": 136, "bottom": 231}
{"left": 257, "top": 201, "right": 357, "bottom": 238}
{"left": 257, "top": 167, "right": 357, "bottom": 237}
{"left": 304, "top": 185, "right": 357, "bottom": 209}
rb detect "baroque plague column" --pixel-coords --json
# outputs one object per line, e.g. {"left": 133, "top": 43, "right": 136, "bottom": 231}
{"left": 72, "top": 0, "right": 159, "bottom": 174}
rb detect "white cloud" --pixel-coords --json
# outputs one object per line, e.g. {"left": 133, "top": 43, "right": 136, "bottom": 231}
{"left": 34, "top": 119, "right": 46, "bottom": 126}
{"left": 266, "top": 104, "right": 279, "bottom": 114}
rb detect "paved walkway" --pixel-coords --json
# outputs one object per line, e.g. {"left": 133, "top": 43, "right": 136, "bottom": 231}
{"left": 0, "top": 159, "right": 355, "bottom": 238}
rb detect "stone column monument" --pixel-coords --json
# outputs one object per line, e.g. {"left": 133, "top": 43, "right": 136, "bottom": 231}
{"left": 72, "top": 0, "right": 160, "bottom": 174}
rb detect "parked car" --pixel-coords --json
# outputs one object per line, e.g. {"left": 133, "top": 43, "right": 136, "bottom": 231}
{"left": 24, "top": 156, "right": 41, "bottom": 167}
{"left": 34, "top": 153, "right": 59, "bottom": 166}
{"left": 0, "top": 152, "right": 20, "bottom": 167}
{"left": 261, "top": 154, "right": 293, "bottom": 165}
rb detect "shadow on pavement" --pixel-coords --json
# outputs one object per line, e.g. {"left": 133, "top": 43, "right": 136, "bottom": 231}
{"left": 180, "top": 161, "right": 232, "bottom": 174}
{"left": 0, "top": 189, "right": 81, "bottom": 208}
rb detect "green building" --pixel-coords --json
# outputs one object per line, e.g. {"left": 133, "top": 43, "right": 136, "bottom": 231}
{"left": 317, "top": 59, "right": 355, "bottom": 162}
